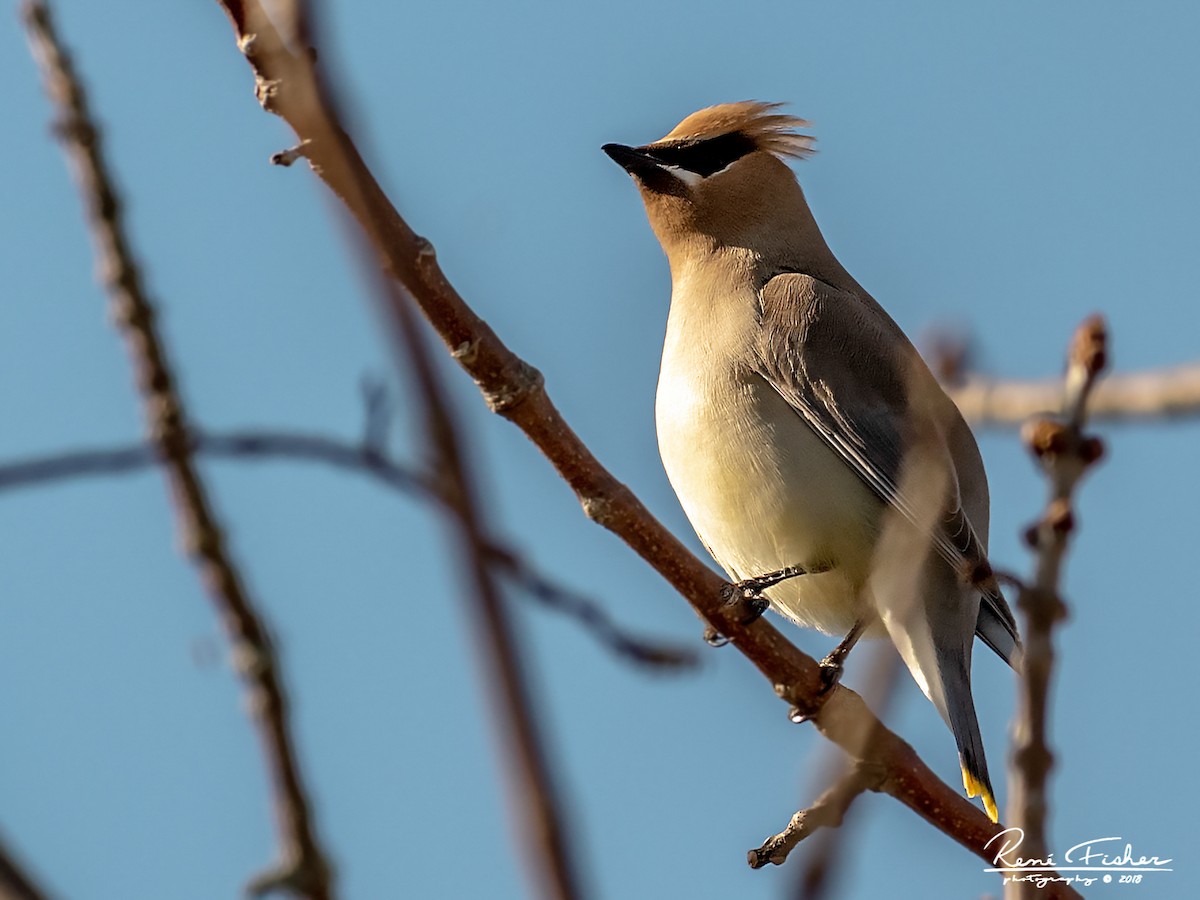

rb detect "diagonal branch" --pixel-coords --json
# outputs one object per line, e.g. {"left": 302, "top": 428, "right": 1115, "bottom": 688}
{"left": 0, "top": 828, "right": 51, "bottom": 900}
{"left": 209, "top": 2, "right": 1081, "bottom": 894}
{"left": 22, "top": 3, "right": 332, "bottom": 896}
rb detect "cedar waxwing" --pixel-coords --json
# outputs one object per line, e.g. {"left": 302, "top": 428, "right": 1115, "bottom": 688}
{"left": 603, "top": 102, "right": 1019, "bottom": 822}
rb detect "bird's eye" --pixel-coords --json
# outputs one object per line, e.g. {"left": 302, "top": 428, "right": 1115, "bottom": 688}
{"left": 645, "top": 132, "right": 758, "bottom": 178}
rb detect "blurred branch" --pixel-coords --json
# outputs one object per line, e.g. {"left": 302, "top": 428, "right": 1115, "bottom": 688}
{"left": 945, "top": 361, "right": 1199, "bottom": 426}
{"left": 21, "top": 3, "right": 333, "bottom": 896}
{"left": 211, "top": 1, "right": 1081, "bottom": 893}
{"left": 0, "top": 829, "right": 50, "bottom": 900}
{"left": 376, "top": 277, "right": 591, "bottom": 900}
{"left": 0, "top": 430, "right": 697, "bottom": 671}
{"left": 0, "top": 431, "right": 424, "bottom": 495}
{"left": 258, "top": 2, "right": 591, "bottom": 897}
{"left": 1004, "top": 316, "right": 1108, "bottom": 899}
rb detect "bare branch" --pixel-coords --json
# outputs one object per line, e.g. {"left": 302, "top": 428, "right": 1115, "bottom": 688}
{"left": 1005, "top": 315, "right": 1108, "bottom": 899}
{"left": 0, "top": 431, "right": 424, "bottom": 496}
{"left": 0, "top": 828, "right": 51, "bottom": 900}
{"left": 21, "top": 4, "right": 333, "bottom": 895}
{"left": 208, "top": 3, "right": 1083, "bottom": 893}
{"left": 789, "top": 648, "right": 905, "bottom": 899}
{"left": 947, "top": 361, "right": 1198, "bottom": 426}
{"left": 748, "top": 761, "right": 884, "bottom": 869}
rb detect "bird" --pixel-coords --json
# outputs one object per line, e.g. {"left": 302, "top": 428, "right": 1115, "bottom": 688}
{"left": 602, "top": 101, "right": 1019, "bottom": 823}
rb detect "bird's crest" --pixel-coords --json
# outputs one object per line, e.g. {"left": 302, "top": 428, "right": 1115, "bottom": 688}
{"left": 660, "top": 101, "right": 815, "bottom": 160}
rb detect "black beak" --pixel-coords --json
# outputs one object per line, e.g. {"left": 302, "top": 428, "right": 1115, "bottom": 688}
{"left": 602, "top": 143, "right": 664, "bottom": 178}
{"left": 602, "top": 142, "right": 689, "bottom": 197}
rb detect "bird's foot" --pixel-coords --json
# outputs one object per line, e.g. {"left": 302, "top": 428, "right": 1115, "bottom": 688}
{"left": 817, "top": 653, "right": 847, "bottom": 692}
{"left": 716, "top": 586, "right": 770, "bottom": 627}
{"left": 736, "top": 564, "right": 811, "bottom": 595}
{"left": 788, "top": 651, "right": 851, "bottom": 724}
{"left": 719, "top": 564, "right": 809, "bottom": 626}
{"left": 817, "top": 619, "right": 868, "bottom": 692}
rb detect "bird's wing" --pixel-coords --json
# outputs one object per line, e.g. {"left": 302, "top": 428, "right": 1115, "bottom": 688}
{"left": 753, "top": 273, "right": 1018, "bottom": 654}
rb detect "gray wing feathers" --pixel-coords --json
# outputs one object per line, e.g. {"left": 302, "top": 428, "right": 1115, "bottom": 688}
{"left": 976, "top": 602, "right": 1021, "bottom": 667}
{"left": 753, "top": 273, "right": 1020, "bottom": 664}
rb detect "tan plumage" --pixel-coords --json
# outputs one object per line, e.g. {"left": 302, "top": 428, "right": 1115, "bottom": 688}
{"left": 658, "top": 101, "right": 816, "bottom": 160}
{"left": 604, "top": 102, "right": 1018, "bottom": 823}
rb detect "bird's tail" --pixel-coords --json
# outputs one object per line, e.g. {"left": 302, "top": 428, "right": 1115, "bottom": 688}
{"left": 936, "top": 643, "right": 999, "bottom": 823}
{"left": 882, "top": 615, "right": 1001, "bottom": 823}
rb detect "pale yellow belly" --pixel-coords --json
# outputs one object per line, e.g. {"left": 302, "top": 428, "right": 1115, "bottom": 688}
{"left": 656, "top": 368, "right": 881, "bottom": 635}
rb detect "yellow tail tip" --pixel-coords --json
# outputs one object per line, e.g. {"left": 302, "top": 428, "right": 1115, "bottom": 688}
{"left": 961, "top": 767, "right": 999, "bottom": 823}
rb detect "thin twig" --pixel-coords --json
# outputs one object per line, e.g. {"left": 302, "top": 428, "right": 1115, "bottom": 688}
{"left": 208, "top": 4, "right": 1082, "bottom": 893}
{"left": 748, "top": 649, "right": 901, "bottom": 878}
{"left": 0, "top": 828, "right": 51, "bottom": 900}
{"left": 21, "top": 4, "right": 333, "bottom": 896}
{"left": 1004, "top": 315, "right": 1108, "bottom": 899}
{"left": 487, "top": 545, "right": 697, "bottom": 671}
{"left": 748, "top": 761, "right": 885, "bottom": 869}
{"left": 0, "top": 431, "right": 697, "bottom": 672}
{"left": 946, "top": 362, "right": 1196, "bottom": 426}
{"left": 791, "top": 649, "right": 904, "bottom": 899}
{"left": 0, "top": 431, "right": 424, "bottom": 495}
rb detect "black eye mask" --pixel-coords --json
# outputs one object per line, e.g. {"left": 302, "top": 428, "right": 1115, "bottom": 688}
{"left": 640, "top": 132, "right": 758, "bottom": 178}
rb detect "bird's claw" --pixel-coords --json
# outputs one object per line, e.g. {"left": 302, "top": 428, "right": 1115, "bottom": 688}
{"left": 817, "top": 655, "right": 845, "bottom": 692}
{"left": 720, "top": 581, "right": 771, "bottom": 626}
{"left": 739, "top": 593, "right": 770, "bottom": 624}
{"left": 734, "top": 565, "right": 809, "bottom": 594}
{"left": 702, "top": 626, "right": 730, "bottom": 647}
{"left": 722, "top": 564, "right": 809, "bottom": 626}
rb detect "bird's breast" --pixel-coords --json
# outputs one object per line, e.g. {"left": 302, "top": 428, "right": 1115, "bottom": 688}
{"left": 655, "top": 294, "right": 878, "bottom": 634}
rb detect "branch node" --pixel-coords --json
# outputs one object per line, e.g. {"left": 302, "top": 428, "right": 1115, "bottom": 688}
{"left": 270, "top": 139, "right": 311, "bottom": 167}
{"left": 579, "top": 493, "right": 615, "bottom": 526}
{"left": 414, "top": 235, "right": 436, "bottom": 260}
{"left": 1045, "top": 498, "right": 1075, "bottom": 535}
{"left": 1080, "top": 435, "right": 1105, "bottom": 466}
{"left": 451, "top": 339, "right": 480, "bottom": 366}
{"left": 1022, "top": 418, "right": 1069, "bottom": 459}
{"left": 480, "top": 360, "right": 544, "bottom": 414}
{"left": 254, "top": 75, "right": 282, "bottom": 111}
{"left": 1070, "top": 313, "right": 1109, "bottom": 379}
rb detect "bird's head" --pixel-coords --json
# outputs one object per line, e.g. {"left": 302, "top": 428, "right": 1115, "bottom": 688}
{"left": 603, "top": 101, "right": 816, "bottom": 265}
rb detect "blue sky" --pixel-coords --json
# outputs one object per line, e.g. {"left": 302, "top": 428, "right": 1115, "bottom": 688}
{"left": 3, "top": 1, "right": 1197, "bottom": 897}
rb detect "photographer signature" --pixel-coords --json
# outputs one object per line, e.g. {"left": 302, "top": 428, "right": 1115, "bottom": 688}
{"left": 983, "top": 828, "right": 1172, "bottom": 888}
